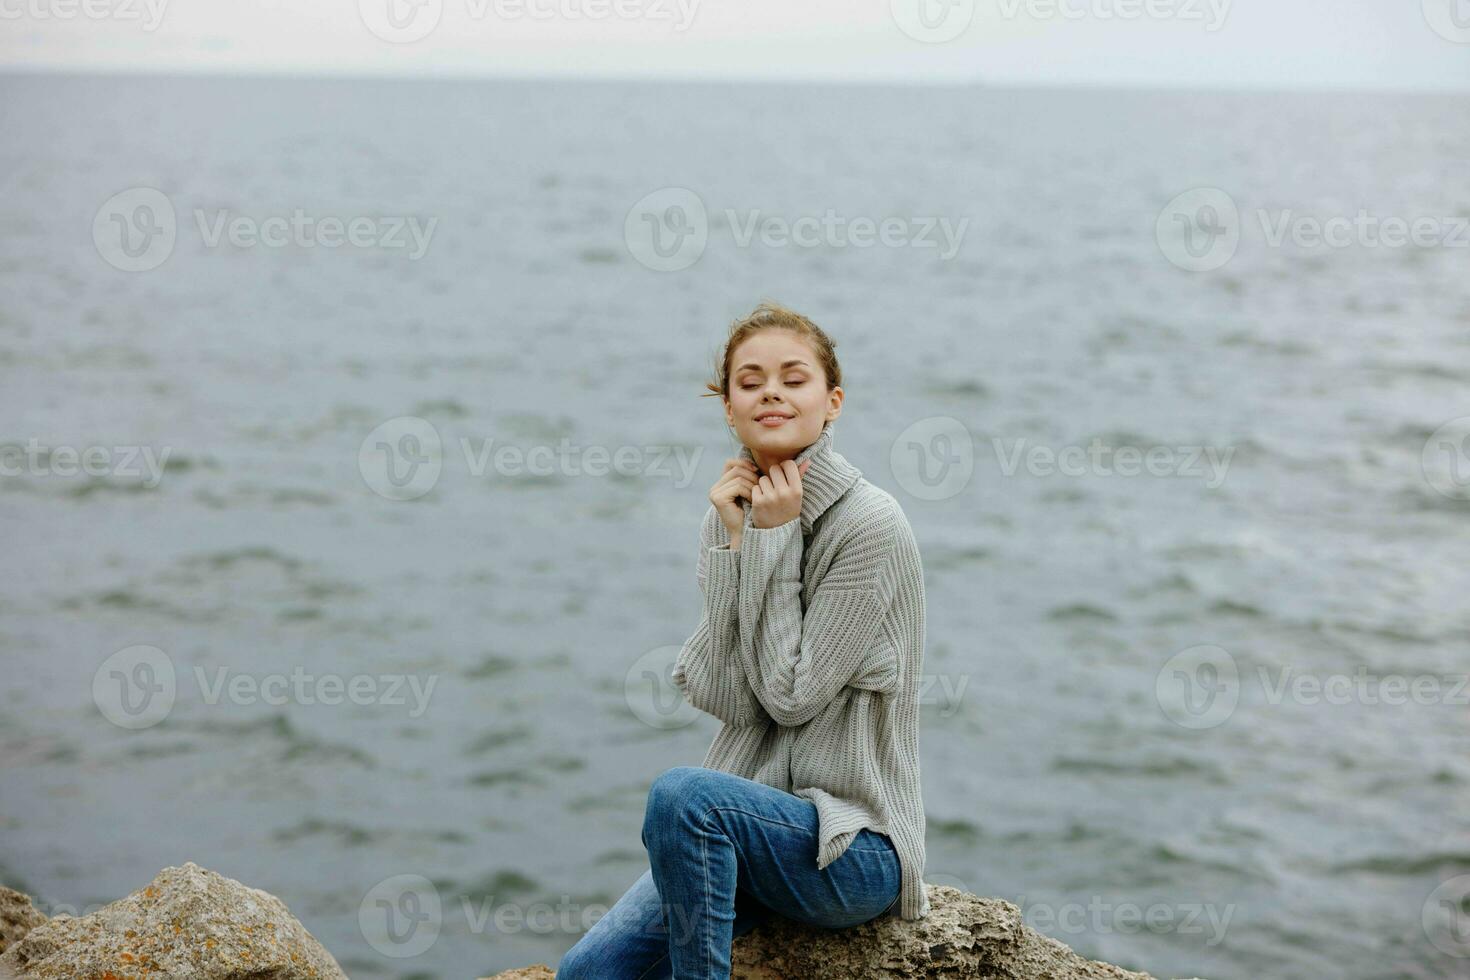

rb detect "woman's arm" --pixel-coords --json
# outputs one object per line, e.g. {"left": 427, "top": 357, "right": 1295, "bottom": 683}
{"left": 670, "top": 505, "right": 768, "bottom": 727}
{"left": 730, "top": 501, "right": 900, "bottom": 728}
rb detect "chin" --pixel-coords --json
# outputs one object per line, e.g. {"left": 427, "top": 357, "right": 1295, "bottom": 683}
{"left": 746, "top": 423, "right": 815, "bottom": 451}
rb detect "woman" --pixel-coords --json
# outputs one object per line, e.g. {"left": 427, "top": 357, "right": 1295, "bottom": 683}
{"left": 558, "top": 302, "right": 928, "bottom": 980}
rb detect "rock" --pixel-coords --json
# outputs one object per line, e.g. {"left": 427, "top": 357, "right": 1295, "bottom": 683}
{"left": 0, "top": 888, "right": 46, "bottom": 955}
{"left": 480, "top": 967, "right": 555, "bottom": 980}
{"left": 727, "top": 884, "right": 1156, "bottom": 979}
{"left": 0, "top": 862, "right": 346, "bottom": 980}
{"left": 479, "top": 883, "right": 1202, "bottom": 980}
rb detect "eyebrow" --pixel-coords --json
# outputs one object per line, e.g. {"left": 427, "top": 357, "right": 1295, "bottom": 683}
{"left": 735, "top": 359, "right": 811, "bottom": 372}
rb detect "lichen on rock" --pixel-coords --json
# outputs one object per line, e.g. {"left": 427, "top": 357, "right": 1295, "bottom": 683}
{"left": 479, "top": 883, "right": 1210, "bottom": 980}
{"left": 0, "top": 862, "right": 346, "bottom": 980}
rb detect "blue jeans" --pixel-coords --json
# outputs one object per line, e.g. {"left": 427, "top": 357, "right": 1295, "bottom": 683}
{"left": 556, "top": 765, "right": 900, "bottom": 980}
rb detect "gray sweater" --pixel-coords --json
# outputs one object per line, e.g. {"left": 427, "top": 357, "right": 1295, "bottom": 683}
{"left": 672, "top": 422, "right": 930, "bottom": 920}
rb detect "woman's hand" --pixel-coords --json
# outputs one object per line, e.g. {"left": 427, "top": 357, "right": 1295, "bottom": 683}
{"left": 711, "top": 458, "right": 759, "bottom": 543}
{"left": 751, "top": 459, "right": 810, "bottom": 529}
{"left": 709, "top": 457, "right": 811, "bottom": 544}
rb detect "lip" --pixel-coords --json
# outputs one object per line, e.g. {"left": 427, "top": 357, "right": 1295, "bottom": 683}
{"left": 754, "top": 412, "right": 794, "bottom": 427}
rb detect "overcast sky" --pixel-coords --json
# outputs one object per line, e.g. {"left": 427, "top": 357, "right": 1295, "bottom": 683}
{"left": 1, "top": 0, "right": 1467, "bottom": 90}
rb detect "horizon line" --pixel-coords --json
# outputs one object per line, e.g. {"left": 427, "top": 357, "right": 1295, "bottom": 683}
{"left": 2, "top": 64, "right": 1467, "bottom": 96}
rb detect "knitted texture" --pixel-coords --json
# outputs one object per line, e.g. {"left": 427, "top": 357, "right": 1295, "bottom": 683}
{"left": 672, "top": 422, "right": 930, "bottom": 921}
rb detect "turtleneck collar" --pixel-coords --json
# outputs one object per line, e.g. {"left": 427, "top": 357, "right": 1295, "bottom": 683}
{"left": 737, "top": 422, "right": 863, "bottom": 534}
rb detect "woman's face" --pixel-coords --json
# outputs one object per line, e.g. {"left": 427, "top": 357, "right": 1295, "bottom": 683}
{"left": 723, "top": 329, "right": 841, "bottom": 467}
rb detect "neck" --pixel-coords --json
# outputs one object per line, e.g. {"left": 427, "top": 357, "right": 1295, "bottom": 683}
{"left": 746, "top": 426, "right": 828, "bottom": 476}
{"left": 750, "top": 447, "right": 794, "bottom": 476}
{"left": 736, "top": 424, "right": 860, "bottom": 533}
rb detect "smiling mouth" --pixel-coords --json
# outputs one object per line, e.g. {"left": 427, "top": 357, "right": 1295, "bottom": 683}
{"left": 755, "top": 413, "right": 794, "bottom": 426}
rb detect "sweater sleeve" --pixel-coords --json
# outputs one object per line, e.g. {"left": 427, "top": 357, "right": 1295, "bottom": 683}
{"left": 733, "top": 503, "right": 899, "bottom": 727}
{"left": 670, "top": 506, "right": 767, "bottom": 727}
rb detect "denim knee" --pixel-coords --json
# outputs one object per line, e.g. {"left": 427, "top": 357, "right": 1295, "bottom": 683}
{"left": 642, "top": 765, "right": 707, "bottom": 846}
{"left": 555, "top": 939, "right": 595, "bottom": 980}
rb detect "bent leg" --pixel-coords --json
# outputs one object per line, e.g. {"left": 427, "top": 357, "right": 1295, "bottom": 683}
{"left": 641, "top": 766, "right": 900, "bottom": 980}
{"left": 557, "top": 866, "right": 770, "bottom": 980}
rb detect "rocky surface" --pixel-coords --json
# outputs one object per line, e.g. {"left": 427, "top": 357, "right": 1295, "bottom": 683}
{"left": 0, "top": 888, "right": 46, "bottom": 956}
{"left": 0, "top": 862, "right": 346, "bottom": 979}
{"left": 479, "top": 883, "right": 1205, "bottom": 980}
{"left": 1, "top": 868, "right": 1205, "bottom": 979}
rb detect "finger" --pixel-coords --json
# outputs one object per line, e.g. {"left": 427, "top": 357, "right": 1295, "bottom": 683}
{"left": 716, "top": 474, "right": 754, "bottom": 500}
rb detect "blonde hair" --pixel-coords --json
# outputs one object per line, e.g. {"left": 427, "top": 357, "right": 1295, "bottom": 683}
{"left": 703, "top": 302, "right": 842, "bottom": 417}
